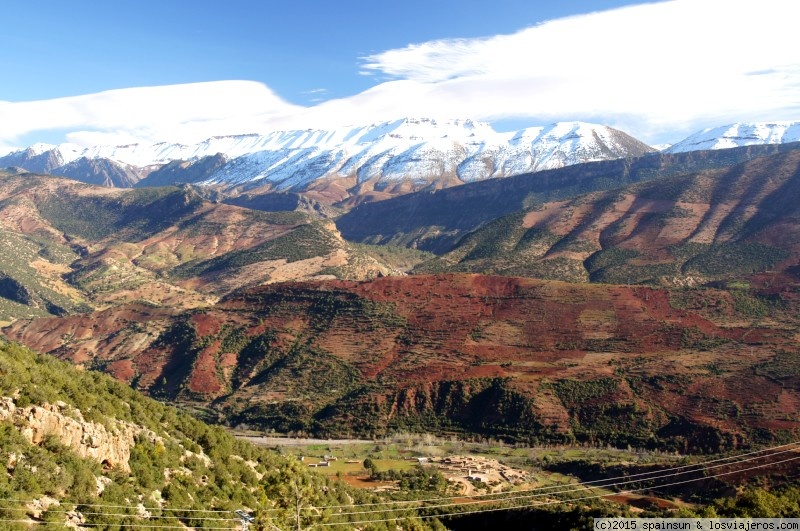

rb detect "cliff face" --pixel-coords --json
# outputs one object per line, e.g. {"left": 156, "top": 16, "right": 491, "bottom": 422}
{"left": 0, "top": 396, "right": 153, "bottom": 472}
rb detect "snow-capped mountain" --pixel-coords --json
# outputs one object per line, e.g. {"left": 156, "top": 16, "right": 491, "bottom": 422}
{"left": 1, "top": 118, "right": 654, "bottom": 202}
{"left": 665, "top": 122, "right": 800, "bottom": 153}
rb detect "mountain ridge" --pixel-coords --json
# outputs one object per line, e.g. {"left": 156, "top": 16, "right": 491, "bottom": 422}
{"left": 337, "top": 141, "right": 800, "bottom": 253}
{"left": 667, "top": 121, "right": 800, "bottom": 153}
{"left": 0, "top": 171, "right": 415, "bottom": 321}
{"left": 5, "top": 120, "right": 799, "bottom": 210}
{"left": 1, "top": 119, "right": 655, "bottom": 206}
{"left": 413, "top": 147, "right": 800, "bottom": 283}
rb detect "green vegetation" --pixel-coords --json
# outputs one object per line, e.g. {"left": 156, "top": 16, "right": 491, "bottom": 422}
{"left": 684, "top": 242, "right": 789, "bottom": 277}
{"left": 442, "top": 480, "right": 800, "bottom": 530}
{"left": 414, "top": 215, "right": 590, "bottom": 281}
{"left": 0, "top": 338, "right": 447, "bottom": 530}
{"left": 755, "top": 349, "right": 800, "bottom": 383}
{"left": 172, "top": 221, "right": 338, "bottom": 279}
{"left": 0, "top": 335, "right": 793, "bottom": 527}
{"left": 312, "top": 378, "right": 563, "bottom": 444}
{"left": 351, "top": 242, "right": 436, "bottom": 271}
{"left": 584, "top": 247, "right": 640, "bottom": 276}
{"left": 340, "top": 144, "right": 792, "bottom": 253}
{"left": 37, "top": 187, "right": 204, "bottom": 242}
{"left": 368, "top": 464, "right": 449, "bottom": 492}
{"left": 0, "top": 230, "right": 84, "bottom": 320}
{"left": 552, "top": 378, "right": 618, "bottom": 407}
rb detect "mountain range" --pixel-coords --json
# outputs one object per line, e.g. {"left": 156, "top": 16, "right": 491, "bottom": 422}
{"left": 0, "top": 169, "right": 427, "bottom": 322}
{"left": 666, "top": 122, "right": 800, "bottom": 153}
{"left": 3, "top": 120, "right": 799, "bottom": 208}
{"left": 3, "top": 134, "right": 800, "bottom": 453}
{"left": 7, "top": 270, "right": 799, "bottom": 452}
{"left": 2, "top": 116, "right": 800, "bottom": 477}
{"left": 2, "top": 119, "right": 656, "bottom": 206}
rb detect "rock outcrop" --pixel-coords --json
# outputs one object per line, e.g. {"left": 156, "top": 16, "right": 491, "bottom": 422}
{"left": 0, "top": 397, "right": 152, "bottom": 472}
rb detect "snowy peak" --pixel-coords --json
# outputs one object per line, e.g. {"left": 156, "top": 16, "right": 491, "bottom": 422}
{"left": 497, "top": 121, "right": 653, "bottom": 173}
{"left": 1, "top": 118, "right": 656, "bottom": 202}
{"left": 28, "top": 142, "right": 59, "bottom": 156}
{"left": 666, "top": 122, "right": 800, "bottom": 153}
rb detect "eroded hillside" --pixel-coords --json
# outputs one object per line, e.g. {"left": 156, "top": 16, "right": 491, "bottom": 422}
{"left": 6, "top": 273, "right": 800, "bottom": 453}
{"left": 337, "top": 143, "right": 800, "bottom": 253}
{"left": 0, "top": 171, "right": 404, "bottom": 320}
{"left": 416, "top": 149, "right": 800, "bottom": 284}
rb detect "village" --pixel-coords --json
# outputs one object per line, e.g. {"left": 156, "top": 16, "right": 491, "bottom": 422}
{"left": 301, "top": 452, "right": 534, "bottom": 494}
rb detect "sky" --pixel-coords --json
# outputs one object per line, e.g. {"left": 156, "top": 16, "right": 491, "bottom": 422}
{"left": 0, "top": 0, "right": 798, "bottom": 153}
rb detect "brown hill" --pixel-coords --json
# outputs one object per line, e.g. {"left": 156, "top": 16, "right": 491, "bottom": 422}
{"left": 0, "top": 172, "right": 398, "bottom": 320}
{"left": 6, "top": 273, "right": 800, "bottom": 453}
{"left": 416, "top": 148, "right": 800, "bottom": 284}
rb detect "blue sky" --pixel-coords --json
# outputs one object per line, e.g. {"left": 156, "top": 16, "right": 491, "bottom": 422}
{"left": 1, "top": 0, "right": 798, "bottom": 150}
{"left": 1, "top": 1, "right": 635, "bottom": 103}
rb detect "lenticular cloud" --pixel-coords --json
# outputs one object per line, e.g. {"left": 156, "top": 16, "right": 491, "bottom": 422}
{"left": 0, "top": 81, "right": 303, "bottom": 149}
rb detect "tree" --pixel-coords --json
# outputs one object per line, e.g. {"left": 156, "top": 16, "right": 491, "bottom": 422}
{"left": 256, "top": 459, "right": 330, "bottom": 531}
{"left": 363, "top": 457, "right": 377, "bottom": 476}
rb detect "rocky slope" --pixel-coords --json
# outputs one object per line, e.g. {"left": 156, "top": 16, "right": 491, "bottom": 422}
{"left": 0, "top": 396, "right": 146, "bottom": 472}
{"left": 0, "top": 339, "right": 405, "bottom": 530}
{"left": 6, "top": 273, "right": 800, "bottom": 452}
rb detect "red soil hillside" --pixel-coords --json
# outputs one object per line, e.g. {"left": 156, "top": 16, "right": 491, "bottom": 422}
{"left": 5, "top": 272, "right": 799, "bottom": 452}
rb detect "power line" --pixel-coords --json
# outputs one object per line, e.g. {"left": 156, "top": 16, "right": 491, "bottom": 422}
{"left": 1, "top": 440, "right": 796, "bottom": 528}
{"left": 314, "top": 440, "right": 800, "bottom": 511}
{"left": 0, "top": 498, "right": 243, "bottom": 514}
{"left": 321, "top": 446, "right": 800, "bottom": 517}
{"left": 322, "top": 441, "right": 800, "bottom": 516}
{"left": 316, "top": 453, "right": 800, "bottom": 527}
{"left": 0, "top": 519, "right": 237, "bottom": 529}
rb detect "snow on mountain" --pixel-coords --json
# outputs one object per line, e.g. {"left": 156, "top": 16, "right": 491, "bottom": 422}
{"left": 195, "top": 119, "right": 652, "bottom": 191}
{"left": 666, "top": 122, "right": 800, "bottom": 153}
{"left": 1, "top": 118, "right": 654, "bottom": 195}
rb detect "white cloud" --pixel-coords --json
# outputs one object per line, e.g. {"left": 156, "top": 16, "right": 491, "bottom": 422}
{"left": 1, "top": 0, "right": 798, "bottom": 150}
{"left": 356, "top": 0, "right": 800, "bottom": 142}
{"left": 0, "top": 81, "right": 303, "bottom": 149}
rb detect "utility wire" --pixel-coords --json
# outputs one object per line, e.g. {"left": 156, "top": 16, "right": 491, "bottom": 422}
{"left": 1, "top": 441, "right": 796, "bottom": 515}
{"left": 316, "top": 453, "right": 800, "bottom": 527}
{"left": 1, "top": 440, "right": 797, "bottom": 526}
{"left": 0, "top": 498, "right": 241, "bottom": 514}
{"left": 322, "top": 446, "right": 800, "bottom": 517}
{"left": 323, "top": 442, "right": 800, "bottom": 516}
{"left": 314, "top": 440, "right": 800, "bottom": 511}
{"left": 0, "top": 506, "right": 238, "bottom": 521}
{"left": 0, "top": 519, "right": 237, "bottom": 529}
